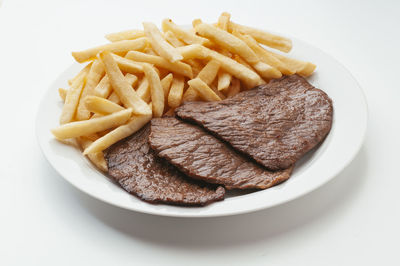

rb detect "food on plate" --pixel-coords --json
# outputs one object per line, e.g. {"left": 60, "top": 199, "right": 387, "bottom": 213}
{"left": 72, "top": 38, "right": 148, "bottom": 63}
{"left": 176, "top": 75, "right": 333, "bottom": 170}
{"left": 100, "top": 51, "right": 151, "bottom": 115}
{"left": 105, "top": 124, "right": 225, "bottom": 205}
{"left": 52, "top": 108, "right": 132, "bottom": 139}
{"left": 143, "top": 22, "right": 183, "bottom": 63}
{"left": 51, "top": 12, "right": 325, "bottom": 207}
{"left": 149, "top": 117, "right": 293, "bottom": 189}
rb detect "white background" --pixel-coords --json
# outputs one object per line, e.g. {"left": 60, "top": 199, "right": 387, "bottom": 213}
{"left": 1, "top": 0, "right": 399, "bottom": 265}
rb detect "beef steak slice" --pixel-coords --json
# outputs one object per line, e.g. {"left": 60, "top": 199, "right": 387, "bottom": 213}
{"left": 149, "top": 117, "right": 293, "bottom": 190}
{"left": 175, "top": 75, "right": 333, "bottom": 170}
{"left": 105, "top": 124, "right": 225, "bottom": 206}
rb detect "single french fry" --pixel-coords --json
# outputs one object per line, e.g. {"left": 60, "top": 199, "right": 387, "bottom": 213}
{"left": 77, "top": 137, "right": 108, "bottom": 172}
{"left": 268, "top": 50, "right": 316, "bottom": 76}
{"left": 85, "top": 96, "right": 125, "bottom": 115}
{"left": 143, "top": 22, "right": 182, "bottom": 63}
{"left": 252, "top": 61, "right": 282, "bottom": 79}
{"left": 217, "top": 71, "right": 232, "bottom": 91}
{"left": 228, "top": 22, "right": 292, "bottom": 52}
{"left": 111, "top": 53, "right": 144, "bottom": 73}
{"left": 100, "top": 51, "right": 151, "bottom": 115}
{"left": 201, "top": 46, "right": 262, "bottom": 88}
{"left": 94, "top": 75, "right": 112, "bottom": 98}
{"left": 162, "top": 19, "right": 210, "bottom": 45}
{"left": 136, "top": 77, "right": 151, "bottom": 103}
{"left": 59, "top": 66, "right": 90, "bottom": 124}
{"left": 142, "top": 63, "right": 164, "bottom": 118}
{"left": 217, "top": 12, "right": 231, "bottom": 30}
{"left": 124, "top": 73, "right": 138, "bottom": 88}
{"left": 188, "top": 78, "right": 221, "bottom": 102}
{"left": 161, "top": 73, "right": 173, "bottom": 100}
{"left": 68, "top": 63, "right": 92, "bottom": 85}
{"left": 195, "top": 23, "right": 259, "bottom": 64}
{"left": 232, "top": 32, "right": 294, "bottom": 75}
{"left": 168, "top": 75, "right": 185, "bottom": 108}
{"left": 107, "top": 92, "right": 121, "bottom": 104}
{"left": 105, "top": 29, "right": 145, "bottom": 42}
{"left": 76, "top": 59, "right": 105, "bottom": 120}
{"left": 176, "top": 44, "right": 209, "bottom": 60}
{"left": 72, "top": 38, "right": 147, "bottom": 63}
{"left": 83, "top": 113, "right": 152, "bottom": 154}
{"left": 226, "top": 78, "right": 241, "bottom": 98}
{"left": 125, "top": 51, "right": 192, "bottom": 78}
{"left": 52, "top": 108, "right": 132, "bottom": 139}
{"left": 197, "top": 59, "right": 221, "bottom": 85}
{"left": 164, "top": 31, "right": 185, "bottom": 47}
{"left": 59, "top": 88, "right": 67, "bottom": 102}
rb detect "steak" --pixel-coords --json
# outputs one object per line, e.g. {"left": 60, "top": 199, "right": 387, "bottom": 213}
{"left": 149, "top": 117, "right": 293, "bottom": 190}
{"left": 176, "top": 75, "right": 333, "bottom": 170}
{"left": 105, "top": 124, "right": 225, "bottom": 206}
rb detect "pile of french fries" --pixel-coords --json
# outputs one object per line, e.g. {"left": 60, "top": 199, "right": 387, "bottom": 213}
{"left": 52, "top": 12, "right": 316, "bottom": 172}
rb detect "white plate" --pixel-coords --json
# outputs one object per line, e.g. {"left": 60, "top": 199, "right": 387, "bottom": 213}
{"left": 36, "top": 36, "right": 367, "bottom": 218}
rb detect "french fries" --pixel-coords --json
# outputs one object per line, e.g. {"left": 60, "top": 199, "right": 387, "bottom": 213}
{"left": 100, "top": 51, "right": 151, "bottom": 115}
{"left": 94, "top": 75, "right": 112, "bottom": 98}
{"left": 217, "top": 71, "right": 232, "bottom": 91}
{"left": 195, "top": 23, "right": 259, "bottom": 64}
{"left": 226, "top": 78, "right": 241, "bottom": 97}
{"left": 83, "top": 113, "right": 152, "bottom": 155}
{"left": 68, "top": 62, "right": 92, "bottom": 85}
{"left": 217, "top": 12, "right": 231, "bottom": 30}
{"left": 268, "top": 51, "right": 316, "bottom": 76}
{"left": 59, "top": 88, "right": 67, "bottom": 101}
{"left": 59, "top": 65, "right": 90, "bottom": 124}
{"left": 72, "top": 38, "right": 147, "bottom": 63}
{"left": 111, "top": 53, "right": 144, "bottom": 73}
{"left": 55, "top": 12, "right": 316, "bottom": 164}
{"left": 76, "top": 59, "right": 105, "bottom": 120}
{"left": 136, "top": 77, "right": 151, "bottom": 102}
{"left": 188, "top": 78, "right": 221, "bottom": 102}
{"left": 77, "top": 137, "right": 108, "bottom": 172}
{"left": 84, "top": 96, "right": 125, "bottom": 115}
{"left": 232, "top": 31, "right": 293, "bottom": 75}
{"left": 161, "top": 73, "right": 174, "bottom": 99}
{"left": 164, "top": 30, "right": 185, "bottom": 47}
{"left": 162, "top": 19, "right": 210, "bottom": 46}
{"left": 168, "top": 75, "right": 185, "bottom": 108}
{"left": 228, "top": 22, "right": 292, "bottom": 53}
{"left": 176, "top": 44, "right": 209, "bottom": 59}
{"left": 184, "top": 60, "right": 221, "bottom": 100}
{"left": 52, "top": 108, "right": 132, "bottom": 139}
{"left": 125, "top": 51, "right": 193, "bottom": 78}
{"left": 105, "top": 29, "right": 145, "bottom": 42}
{"left": 124, "top": 73, "right": 138, "bottom": 87}
{"left": 252, "top": 61, "right": 282, "bottom": 79}
{"left": 107, "top": 92, "right": 121, "bottom": 104}
{"left": 143, "top": 22, "right": 183, "bottom": 62}
{"left": 142, "top": 63, "right": 164, "bottom": 118}
{"left": 204, "top": 47, "right": 263, "bottom": 88}
{"left": 197, "top": 59, "right": 221, "bottom": 84}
